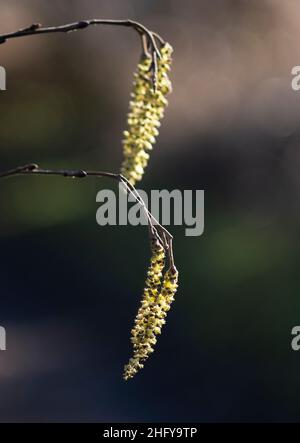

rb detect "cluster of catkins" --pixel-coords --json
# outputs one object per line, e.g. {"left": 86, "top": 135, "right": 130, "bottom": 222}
{"left": 123, "top": 239, "right": 179, "bottom": 380}
{"left": 120, "top": 43, "right": 173, "bottom": 186}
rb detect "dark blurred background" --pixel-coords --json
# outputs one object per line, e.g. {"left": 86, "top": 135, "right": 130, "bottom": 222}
{"left": 1, "top": 0, "right": 300, "bottom": 422}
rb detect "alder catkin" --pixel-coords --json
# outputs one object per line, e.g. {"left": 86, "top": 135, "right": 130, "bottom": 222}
{"left": 123, "top": 241, "right": 179, "bottom": 380}
{"left": 120, "top": 43, "right": 173, "bottom": 186}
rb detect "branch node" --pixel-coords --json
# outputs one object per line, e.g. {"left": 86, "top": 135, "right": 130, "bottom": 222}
{"left": 77, "top": 21, "right": 90, "bottom": 29}
{"left": 26, "top": 163, "right": 39, "bottom": 171}
{"left": 63, "top": 169, "right": 87, "bottom": 178}
{"left": 29, "top": 23, "right": 41, "bottom": 31}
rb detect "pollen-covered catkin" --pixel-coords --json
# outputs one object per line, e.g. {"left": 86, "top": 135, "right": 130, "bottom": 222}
{"left": 123, "top": 244, "right": 179, "bottom": 380}
{"left": 123, "top": 240, "right": 166, "bottom": 380}
{"left": 120, "top": 43, "right": 173, "bottom": 186}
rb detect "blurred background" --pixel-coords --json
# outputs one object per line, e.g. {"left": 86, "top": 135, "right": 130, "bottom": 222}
{"left": 1, "top": 0, "right": 300, "bottom": 422}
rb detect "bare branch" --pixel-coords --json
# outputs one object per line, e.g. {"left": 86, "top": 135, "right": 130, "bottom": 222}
{"left": 0, "top": 163, "right": 174, "bottom": 265}
{"left": 0, "top": 18, "right": 164, "bottom": 88}
{"left": 0, "top": 19, "right": 160, "bottom": 52}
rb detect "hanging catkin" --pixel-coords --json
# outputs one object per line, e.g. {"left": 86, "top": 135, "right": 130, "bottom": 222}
{"left": 120, "top": 43, "right": 173, "bottom": 186}
{"left": 123, "top": 239, "right": 179, "bottom": 380}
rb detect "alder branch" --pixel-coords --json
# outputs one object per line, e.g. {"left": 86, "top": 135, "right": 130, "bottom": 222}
{"left": 0, "top": 163, "right": 174, "bottom": 268}
{"left": 0, "top": 18, "right": 165, "bottom": 89}
{"left": 0, "top": 19, "right": 162, "bottom": 51}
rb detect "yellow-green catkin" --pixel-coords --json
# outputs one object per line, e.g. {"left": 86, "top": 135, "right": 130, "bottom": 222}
{"left": 123, "top": 243, "right": 179, "bottom": 380}
{"left": 120, "top": 43, "right": 173, "bottom": 186}
{"left": 123, "top": 240, "right": 165, "bottom": 380}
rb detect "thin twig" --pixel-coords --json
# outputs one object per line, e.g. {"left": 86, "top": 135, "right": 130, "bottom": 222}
{"left": 0, "top": 18, "right": 164, "bottom": 89}
{"left": 0, "top": 19, "right": 160, "bottom": 54}
{"left": 0, "top": 163, "right": 174, "bottom": 264}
